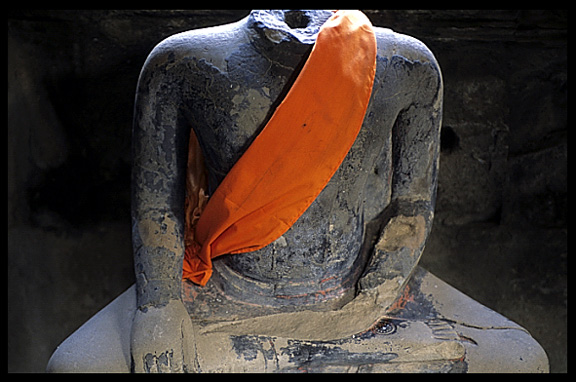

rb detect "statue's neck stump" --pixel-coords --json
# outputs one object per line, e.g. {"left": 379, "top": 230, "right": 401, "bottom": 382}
{"left": 247, "top": 10, "right": 333, "bottom": 49}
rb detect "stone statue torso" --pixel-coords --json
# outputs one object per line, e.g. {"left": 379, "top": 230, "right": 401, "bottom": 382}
{"left": 135, "top": 10, "right": 442, "bottom": 311}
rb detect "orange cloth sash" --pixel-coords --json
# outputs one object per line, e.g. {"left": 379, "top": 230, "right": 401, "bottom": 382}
{"left": 183, "top": 10, "right": 377, "bottom": 286}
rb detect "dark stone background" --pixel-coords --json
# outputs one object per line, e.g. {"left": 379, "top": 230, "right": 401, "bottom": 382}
{"left": 7, "top": 10, "right": 566, "bottom": 372}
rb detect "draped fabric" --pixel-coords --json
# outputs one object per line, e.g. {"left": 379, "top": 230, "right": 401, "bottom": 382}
{"left": 183, "top": 10, "right": 377, "bottom": 286}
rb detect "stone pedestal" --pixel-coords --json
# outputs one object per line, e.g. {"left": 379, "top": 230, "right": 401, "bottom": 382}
{"left": 46, "top": 266, "right": 548, "bottom": 373}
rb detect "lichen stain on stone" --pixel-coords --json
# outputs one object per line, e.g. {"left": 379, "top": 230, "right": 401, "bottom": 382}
{"left": 376, "top": 215, "right": 426, "bottom": 253}
{"left": 137, "top": 214, "right": 181, "bottom": 250}
{"left": 230, "top": 88, "right": 271, "bottom": 130}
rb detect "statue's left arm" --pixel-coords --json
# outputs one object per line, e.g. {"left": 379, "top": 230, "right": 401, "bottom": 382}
{"left": 359, "top": 40, "right": 443, "bottom": 298}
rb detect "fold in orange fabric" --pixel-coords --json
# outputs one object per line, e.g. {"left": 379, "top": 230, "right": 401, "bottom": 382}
{"left": 183, "top": 10, "right": 377, "bottom": 286}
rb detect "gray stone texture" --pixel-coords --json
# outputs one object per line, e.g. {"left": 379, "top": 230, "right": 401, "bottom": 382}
{"left": 8, "top": 10, "right": 566, "bottom": 372}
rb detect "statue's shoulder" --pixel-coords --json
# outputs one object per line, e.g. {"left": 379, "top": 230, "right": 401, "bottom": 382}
{"left": 373, "top": 26, "right": 440, "bottom": 70}
{"left": 142, "top": 20, "right": 247, "bottom": 73}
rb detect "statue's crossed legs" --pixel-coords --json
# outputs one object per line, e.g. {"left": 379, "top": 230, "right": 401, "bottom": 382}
{"left": 47, "top": 267, "right": 548, "bottom": 373}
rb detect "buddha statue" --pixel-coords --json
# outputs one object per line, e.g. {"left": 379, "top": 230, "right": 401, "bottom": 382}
{"left": 47, "top": 10, "right": 548, "bottom": 373}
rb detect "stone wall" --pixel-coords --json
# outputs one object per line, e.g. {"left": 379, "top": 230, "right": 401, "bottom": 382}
{"left": 8, "top": 10, "right": 566, "bottom": 372}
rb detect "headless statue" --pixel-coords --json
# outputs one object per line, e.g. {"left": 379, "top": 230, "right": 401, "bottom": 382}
{"left": 53, "top": 10, "right": 536, "bottom": 373}
{"left": 128, "top": 9, "right": 442, "bottom": 372}
{"left": 46, "top": 10, "right": 549, "bottom": 373}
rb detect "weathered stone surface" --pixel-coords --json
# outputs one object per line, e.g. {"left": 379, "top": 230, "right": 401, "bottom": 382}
{"left": 47, "top": 267, "right": 548, "bottom": 372}
{"left": 130, "top": 11, "right": 442, "bottom": 322}
{"left": 8, "top": 10, "right": 565, "bottom": 372}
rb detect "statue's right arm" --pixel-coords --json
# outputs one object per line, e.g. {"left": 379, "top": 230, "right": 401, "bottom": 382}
{"left": 131, "top": 37, "right": 192, "bottom": 310}
{"left": 130, "top": 36, "right": 197, "bottom": 372}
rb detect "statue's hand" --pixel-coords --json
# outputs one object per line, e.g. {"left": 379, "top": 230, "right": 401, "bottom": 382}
{"left": 359, "top": 214, "right": 428, "bottom": 291}
{"left": 130, "top": 299, "right": 196, "bottom": 373}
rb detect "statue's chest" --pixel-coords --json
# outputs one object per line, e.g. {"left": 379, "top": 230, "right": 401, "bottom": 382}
{"left": 186, "top": 50, "right": 308, "bottom": 183}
